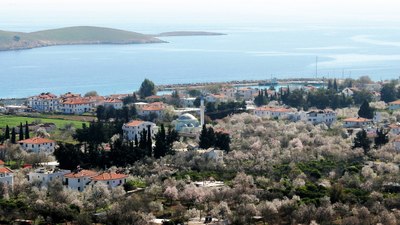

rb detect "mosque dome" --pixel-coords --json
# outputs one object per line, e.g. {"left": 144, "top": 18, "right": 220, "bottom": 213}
{"left": 177, "top": 113, "right": 198, "bottom": 121}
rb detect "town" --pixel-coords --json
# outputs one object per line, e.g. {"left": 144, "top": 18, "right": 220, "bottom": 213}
{"left": 1, "top": 76, "right": 400, "bottom": 224}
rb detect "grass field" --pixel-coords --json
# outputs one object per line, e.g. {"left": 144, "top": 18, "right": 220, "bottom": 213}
{"left": 0, "top": 115, "right": 88, "bottom": 129}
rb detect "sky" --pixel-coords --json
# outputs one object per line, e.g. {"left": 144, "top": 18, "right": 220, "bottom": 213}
{"left": 1, "top": 0, "right": 400, "bottom": 31}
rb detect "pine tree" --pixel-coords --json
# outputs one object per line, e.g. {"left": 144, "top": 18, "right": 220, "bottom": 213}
{"left": 11, "top": 127, "right": 16, "bottom": 144}
{"left": 374, "top": 128, "right": 389, "bottom": 149}
{"left": 5, "top": 125, "right": 10, "bottom": 140}
{"left": 358, "top": 100, "right": 374, "bottom": 119}
{"left": 353, "top": 129, "right": 371, "bottom": 154}
{"left": 25, "top": 121, "right": 30, "bottom": 139}
{"left": 19, "top": 122, "right": 24, "bottom": 141}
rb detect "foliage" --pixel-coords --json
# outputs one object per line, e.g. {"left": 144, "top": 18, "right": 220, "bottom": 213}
{"left": 357, "top": 100, "right": 374, "bottom": 119}
{"left": 138, "top": 78, "right": 156, "bottom": 98}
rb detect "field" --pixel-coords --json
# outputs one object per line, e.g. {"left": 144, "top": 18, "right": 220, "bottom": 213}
{"left": 0, "top": 115, "right": 89, "bottom": 129}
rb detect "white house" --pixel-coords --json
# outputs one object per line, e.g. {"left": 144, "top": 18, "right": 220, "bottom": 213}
{"left": 205, "top": 94, "right": 228, "bottom": 103}
{"left": 0, "top": 161, "right": 13, "bottom": 188}
{"left": 104, "top": 98, "right": 123, "bottom": 110}
{"left": 138, "top": 102, "right": 166, "bottom": 118}
{"left": 90, "top": 172, "right": 128, "bottom": 188}
{"left": 236, "top": 87, "right": 259, "bottom": 100}
{"left": 343, "top": 117, "right": 372, "bottom": 128}
{"left": 28, "top": 93, "right": 60, "bottom": 112}
{"left": 393, "top": 137, "right": 400, "bottom": 151}
{"left": 254, "top": 106, "right": 293, "bottom": 119}
{"left": 341, "top": 88, "right": 354, "bottom": 97}
{"left": 389, "top": 100, "right": 400, "bottom": 110}
{"left": 60, "top": 98, "right": 92, "bottom": 114}
{"left": 122, "top": 120, "right": 158, "bottom": 141}
{"left": 28, "top": 168, "right": 71, "bottom": 185}
{"left": 180, "top": 97, "right": 196, "bottom": 108}
{"left": 301, "top": 109, "right": 337, "bottom": 125}
{"left": 64, "top": 169, "right": 98, "bottom": 192}
{"left": 389, "top": 123, "right": 400, "bottom": 135}
{"left": 18, "top": 137, "right": 56, "bottom": 154}
{"left": 200, "top": 149, "right": 224, "bottom": 163}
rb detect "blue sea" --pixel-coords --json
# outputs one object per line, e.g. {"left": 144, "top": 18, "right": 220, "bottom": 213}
{"left": 1, "top": 24, "right": 400, "bottom": 98}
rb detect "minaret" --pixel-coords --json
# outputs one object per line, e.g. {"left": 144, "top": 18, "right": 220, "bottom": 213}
{"left": 200, "top": 97, "right": 205, "bottom": 127}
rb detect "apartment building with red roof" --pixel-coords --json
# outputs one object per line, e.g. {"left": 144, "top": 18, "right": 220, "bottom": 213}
{"left": 122, "top": 120, "right": 157, "bottom": 141}
{"left": 64, "top": 169, "right": 98, "bottom": 192}
{"left": 18, "top": 137, "right": 56, "bottom": 154}
{"left": 28, "top": 92, "right": 60, "bottom": 112}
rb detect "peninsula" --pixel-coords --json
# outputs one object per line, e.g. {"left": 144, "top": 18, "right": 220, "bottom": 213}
{"left": 0, "top": 26, "right": 226, "bottom": 51}
{"left": 155, "top": 31, "right": 226, "bottom": 37}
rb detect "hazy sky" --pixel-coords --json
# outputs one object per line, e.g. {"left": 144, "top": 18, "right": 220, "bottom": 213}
{"left": 1, "top": 0, "right": 400, "bottom": 30}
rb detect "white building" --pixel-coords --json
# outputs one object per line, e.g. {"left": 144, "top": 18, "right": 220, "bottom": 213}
{"left": 104, "top": 98, "right": 123, "bottom": 110}
{"left": 389, "top": 124, "right": 400, "bottom": 135}
{"left": 18, "top": 137, "right": 56, "bottom": 154}
{"left": 199, "top": 149, "right": 224, "bottom": 163}
{"left": 389, "top": 100, "right": 400, "bottom": 110}
{"left": 172, "top": 113, "right": 201, "bottom": 137}
{"left": 28, "top": 168, "right": 71, "bottom": 185}
{"left": 205, "top": 94, "right": 228, "bottom": 103}
{"left": 28, "top": 93, "right": 60, "bottom": 112}
{"left": 0, "top": 161, "right": 13, "bottom": 187}
{"left": 138, "top": 102, "right": 166, "bottom": 118}
{"left": 301, "top": 109, "right": 337, "bottom": 125}
{"left": 180, "top": 97, "right": 196, "bottom": 108}
{"left": 341, "top": 88, "right": 354, "bottom": 97}
{"left": 60, "top": 98, "right": 92, "bottom": 114}
{"left": 64, "top": 169, "right": 98, "bottom": 192}
{"left": 254, "top": 106, "right": 293, "bottom": 119}
{"left": 122, "top": 120, "right": 158, "bottom": 141}
{"left": 90, "top": 172, "right": 128, "bottom": 188}
{"left": 343, "top": 117, "right": 372, "bottom": 128}
{"left": 236, "top": 87, "right": 259, "bottom": 100}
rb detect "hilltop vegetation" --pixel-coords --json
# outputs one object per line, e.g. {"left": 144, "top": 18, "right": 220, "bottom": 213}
{"left": 0, "top": 26, "right": 165, "bottom": 51}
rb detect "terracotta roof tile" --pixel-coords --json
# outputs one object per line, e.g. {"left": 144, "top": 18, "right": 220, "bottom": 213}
{"left": 91, "top": 172, "right": 128, "bottom": 181}
{"left": 0, "top": 167, "right": 12, "bottom": 173}
{"left": 0, "top": 160, "right": 4, "bottom": 165}
{"left": 18, "top": 137, "right": 55, "bottom": 145}
{"left": 255, "top": 107, "right": 292, "bottom": 113}
{"left": 343, "top": 117, "right": 371, "bottom": 122}
{"left": 64, "top": 170, "right": 97, "bottom": 178}
{"left": 125, "top": 120, "right": 144, "bottom": 127}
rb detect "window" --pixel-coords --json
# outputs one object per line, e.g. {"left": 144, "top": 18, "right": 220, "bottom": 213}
{"left": 78, "top": 178, "right": 80, "bottom": 183}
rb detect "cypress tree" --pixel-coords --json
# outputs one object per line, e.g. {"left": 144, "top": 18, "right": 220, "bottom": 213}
{"left": 5, "top": 125, "right": 10, "bottom": 140}
{"left": 327, "top": 80, "right": 333, "bottom": 89}
{"left": 134, "top": 134, "right": 139, "bottom": 147}
{"left": 199, "top": 124, "right": 209, "bottom": 149}
{"left": 19, "top": 122, "right": 24, "bottom": 141}
{"left": 11, "top": 127, "right": 16, "bottom": 144}
{"left": 353, "top": 129, "right": 371, "bottom": 155}
{"left": 139, "top": 129, "right": 147, "bottom": 149}
{"left": 25, "top": 121, "right": 30, "bottom": 139}
{"left": 154, "top": 124, "right": 166, "bottom": 159}
{"left": 358, "top": 100, "right": 374, "bottom": 119}
{"left": 374, "top": 128, "right": 389, "bottom": 149}
{"left": 147, "top": 125, "right": 152, "bottom": 157}
{"left": 333, "top": 79, "right": 338, "bottom": 91}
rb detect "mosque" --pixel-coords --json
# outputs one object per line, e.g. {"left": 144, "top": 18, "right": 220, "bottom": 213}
{"left": 172, "top": 98, "right": 205, "bottom": 137}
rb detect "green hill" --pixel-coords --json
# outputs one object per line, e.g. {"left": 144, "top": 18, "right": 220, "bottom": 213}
{"left": 0, "top": 26, "right": 166, "bottom": 51}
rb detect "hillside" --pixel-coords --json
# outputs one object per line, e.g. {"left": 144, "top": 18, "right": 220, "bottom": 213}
{"left": 0, "top": 26, "right": 166, "bottom": 51}
{"left": 156, "top": 31, "right": 226, "bottom": 37}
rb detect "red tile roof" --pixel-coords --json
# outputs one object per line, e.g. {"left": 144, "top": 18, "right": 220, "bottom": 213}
{"left": 62, "top": 98, "right": 91, "bottom": 105}
{"left": 343, "top": 117, "right": 371, "bottom": 122}
{"left": 0, "top": 167, "right": 12, "bottom": 173}
{"left": 0, "top": 160, "right": 4, "bottom": 165}
{"left": 255, "top": 106, "right": 292, "bottom": 113}
{"left": 18, "top": 137, "right": 55, "bottom": 145}
{"left": 104, "top": 98, "right": 122, "bottom": 103}
{"left": 390, "top": 100, "right": 400, "bottom": 105}
{"left": 125, "top": 120, "right": 144, "bottom": 127}
{"left": 91, "top": 172, "right": 128, "bottom": 181}
{"left": 64, "top": 169, "right": 97, "bottom": 178}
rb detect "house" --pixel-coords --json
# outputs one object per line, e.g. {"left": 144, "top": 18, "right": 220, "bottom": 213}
{"left": 389, "top": 123, "right": 400, "bottom": 135}
{"left": 236, "top": 87, "right": 259, "bottom": 100}
{"left": 122, "top": 120, "right": 158, "bottom": 141}
{"left": 343, "top": 117, "right": 372, "bottom": 128}
{"left": 28, "top": 93, "right": 60, "bottom": 112}
{"left": 180, "top": 97, "right": 196, "bottom": 108}
{"left": 389, "top": 100, "right": 400, "bottom": 110}
{"left": 60, "top": 98, "right": 92, "bottom": 114}
{"left": 205, "top": 94, "right": 228, "bottom": 103}
{"left": 134, "top": 102, "right": 148, "bottom": 110}
{"left": 254, "top": 106, "right": 293, "bottom": 119}
{"left": 0, "top": 166, "right": 13, "bottom": 187}
{"left": 138, "top": 102, "right": 166, "bottom": 118}
{"left": 301, "top": 109, "right": 337, "bottom": 125}
{"left": 90, "top": 172, "right": 128, "bottom": 188}
{"left": 202, "top": 149, "right": 224, "bottom": 163}
{"left": 28, "top": 168, "right": 71, "bottom": 185}
{"left": 18, "top": 137, "right": 56, "bottom": 154}
{"left": 220, "top": 88, "right": 237, "bottom": 100}
{"left": 341, "top": 88, "right": 354, "bottom": 97}
{"left": 104, "top": 98, "right": 123, "bottom": 109}
{"left": 64, "top": 169, "right": 98, "bottom": 192}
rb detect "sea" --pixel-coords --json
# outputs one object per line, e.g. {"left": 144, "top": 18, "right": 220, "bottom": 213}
{"left": 1, "top": 23, "right": 400, "bottom": 98}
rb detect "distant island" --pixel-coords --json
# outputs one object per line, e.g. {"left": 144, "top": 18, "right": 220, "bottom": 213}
{"left": 0, "top": 26, "right": 226, "bottom": 51}
{"left": 155, "top": 31, "right": 226, "bottom": 37}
